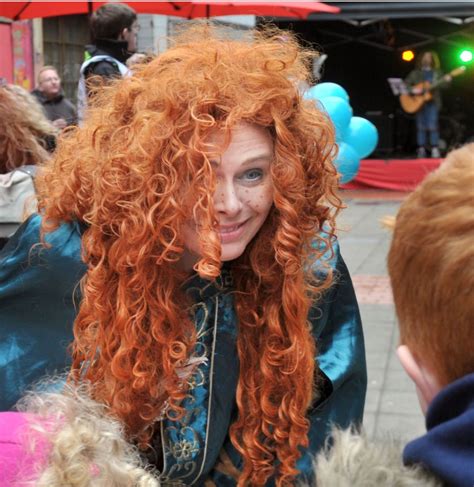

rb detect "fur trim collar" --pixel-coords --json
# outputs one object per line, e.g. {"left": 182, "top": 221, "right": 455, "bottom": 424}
{"left": 313, "top": 428, "right": 442, "bottom": 486}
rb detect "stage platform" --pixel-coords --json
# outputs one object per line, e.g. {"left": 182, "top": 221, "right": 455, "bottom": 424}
{"left": 341, "top": 158, "right": 443, "bottom": 192}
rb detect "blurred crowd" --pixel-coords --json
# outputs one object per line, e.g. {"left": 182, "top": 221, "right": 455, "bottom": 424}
{"left": 0, "top": 3, "right": 151, "bottom": 248}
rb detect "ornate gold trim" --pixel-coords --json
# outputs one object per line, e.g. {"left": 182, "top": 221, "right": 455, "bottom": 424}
{"left": 190, "top": 295, "right": 219, "bottom": 484}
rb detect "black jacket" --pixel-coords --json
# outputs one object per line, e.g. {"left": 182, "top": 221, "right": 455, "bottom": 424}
{"left": 31, "top": 89, "right": 77, "bottom": 126}
{"left": 84, "top": 39, "right": 132, "bottom": 81}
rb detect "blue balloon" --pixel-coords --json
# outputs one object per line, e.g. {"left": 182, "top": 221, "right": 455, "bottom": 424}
{"left": 344, "top": 116, "right": 379, "bottom": 159}
{"left": 317, "top": 96, "right": 353, "bottom": 141}
{"left": 335, "top": 142, "right": 360, "bottom": 184}
{"left": 305, "top": 82, "right": 350, "bottom": 103}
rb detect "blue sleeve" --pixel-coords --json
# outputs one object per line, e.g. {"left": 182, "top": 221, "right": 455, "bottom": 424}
{"left": 0, "top": 215, "right": 86, "bottom": 410}
{"left": 296, "top": 239, "right": 367, "bottom": 482}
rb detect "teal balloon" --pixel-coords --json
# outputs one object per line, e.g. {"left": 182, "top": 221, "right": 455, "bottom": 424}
{"left": 335, "top": 142, "right": 360, "bottom": 184}
{"left": 344, "top": 116, "right": 379, "bottom": 158}
{"left": 318, "top": 96, "right": 353, "bottom": 141}
{"left": 305, "top": 82, "right": 350, "bottom": 103}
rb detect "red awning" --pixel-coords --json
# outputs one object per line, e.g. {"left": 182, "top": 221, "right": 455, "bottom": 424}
{"left": 0, "top": 1, "right": 340, "bottom": 21}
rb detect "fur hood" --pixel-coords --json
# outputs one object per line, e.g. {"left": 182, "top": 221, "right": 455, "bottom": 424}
{"left": 313, "top": 428, "right": 443, "bottom": 487}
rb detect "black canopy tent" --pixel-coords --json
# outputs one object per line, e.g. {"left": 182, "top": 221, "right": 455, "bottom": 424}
{"left": 301, "top": 2, "right": 474, "bottom": 58}
{"left": 273, "top": 2, "right": 474, "bottom": 155}
{"left": 314, "top": 2, "right": 474, "bottom": 22}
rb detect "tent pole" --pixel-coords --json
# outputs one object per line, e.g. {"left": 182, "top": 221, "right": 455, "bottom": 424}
{"left": 14, "top": 1, "right": 31, "bottom": 20}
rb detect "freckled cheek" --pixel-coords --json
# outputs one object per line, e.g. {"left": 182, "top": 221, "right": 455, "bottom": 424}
{"left": 246, "top": 186, "right": 273, "bottom": 213}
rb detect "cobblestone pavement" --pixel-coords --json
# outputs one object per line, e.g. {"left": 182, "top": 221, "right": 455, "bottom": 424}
{"left": 337, "top": 190, "right": 426, "bottom": 442}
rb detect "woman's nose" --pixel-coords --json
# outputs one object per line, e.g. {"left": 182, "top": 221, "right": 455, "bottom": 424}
{"left": 214, "top": 180, "right": 243, "bottom": 217}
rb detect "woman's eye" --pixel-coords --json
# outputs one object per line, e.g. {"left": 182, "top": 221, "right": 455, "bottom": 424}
{"left": 241, "top": 169, "right": 264, "bottom": 182}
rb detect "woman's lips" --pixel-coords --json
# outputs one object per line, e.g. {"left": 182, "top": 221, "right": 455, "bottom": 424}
{"left": 218, "top": 220, "right": 247, "bottom": 242}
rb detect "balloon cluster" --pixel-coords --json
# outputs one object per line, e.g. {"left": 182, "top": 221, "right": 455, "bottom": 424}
{"left": 304, "top": 82, "right": 378, "bottom": 184}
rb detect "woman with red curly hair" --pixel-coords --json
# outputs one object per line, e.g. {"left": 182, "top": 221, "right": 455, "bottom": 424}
{"left": 0, "top": 26, "right": 366, "bottom": 485}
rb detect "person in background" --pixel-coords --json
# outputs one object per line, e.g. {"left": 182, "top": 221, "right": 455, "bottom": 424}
{"left": 0, "top": 84, "right": 56, "bottom": 172}
{"left": 77, "top": 2, "right": 138, "bottom": 122}
{"left": 0, "top": 25, "right": 366, "bottom": 485}
{"left": 405, "top": 50, "right": 451, "bottom": 159}
{"left": 32, "top": 66, "right": 77, "bottom": 129}
{"left": 0, "top": 83, "right": 57, "bottom": 248}
{"left": 314, "top": 143, "right": 474, "bottom": 487}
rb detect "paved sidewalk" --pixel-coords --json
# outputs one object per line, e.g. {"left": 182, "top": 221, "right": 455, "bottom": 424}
{"left": 337, "top": 190, "right": 426, "bottom": 442}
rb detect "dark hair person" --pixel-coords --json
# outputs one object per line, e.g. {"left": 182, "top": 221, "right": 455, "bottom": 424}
{"left": 78, "top": 2, "right": 138, "bottom": 122}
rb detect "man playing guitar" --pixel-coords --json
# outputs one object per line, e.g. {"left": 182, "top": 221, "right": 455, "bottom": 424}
{"left": 404, "top": 51, "right": 452, "bottom": 158}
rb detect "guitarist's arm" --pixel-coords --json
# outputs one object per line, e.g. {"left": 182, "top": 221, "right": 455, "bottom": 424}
{"left": 436, "top": 69, "right": 452, "bottom": 88}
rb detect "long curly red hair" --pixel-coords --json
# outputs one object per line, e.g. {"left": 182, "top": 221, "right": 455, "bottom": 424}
{"left": 36, "top": 25, "right": 341, "bottom": 486}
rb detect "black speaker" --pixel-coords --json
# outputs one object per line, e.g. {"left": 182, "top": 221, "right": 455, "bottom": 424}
{"left": 364, "top": 111, "right": 395, "bottom": 157}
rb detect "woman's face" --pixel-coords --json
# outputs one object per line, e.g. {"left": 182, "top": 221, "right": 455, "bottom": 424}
{"left": 181, "top": 122, "right": 274, "bottom": 271}
{"left": 422, "top": 52, "right": 433, "bottom": 67}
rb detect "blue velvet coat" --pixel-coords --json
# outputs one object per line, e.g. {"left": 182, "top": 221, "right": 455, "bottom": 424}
{"left": 0, "top": 215, "right": 366, "bottom": 485}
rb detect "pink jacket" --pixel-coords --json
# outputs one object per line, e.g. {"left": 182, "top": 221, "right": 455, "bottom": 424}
{"left": 0, "top": 412, "right": 48, "bottom": 486}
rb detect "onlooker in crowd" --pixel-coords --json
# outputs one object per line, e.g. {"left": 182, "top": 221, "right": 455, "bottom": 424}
{"left": 405, "top": 50, "right": 451, "bottom": 159}
{"left": 32, "top": 66, "right": 77, "bottom": 129}
{"left": 0, "top": 83, "right": 57, "bottom": 248}
{"left": 314, "top": 143, "right": 474, "bottom": 487}
{"left": 0, "top": 83, "right": 57, "bottom": 172}
{"left": 0, "top": 379, "right": 161, "bottom": 487}
{"left": 77, "top": 3, "right": 138, "bottom": 122}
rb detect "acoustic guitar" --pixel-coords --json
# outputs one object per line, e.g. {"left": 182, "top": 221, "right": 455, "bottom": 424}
{"left": 400, "top": 66, "right": 466, "bottom": 114}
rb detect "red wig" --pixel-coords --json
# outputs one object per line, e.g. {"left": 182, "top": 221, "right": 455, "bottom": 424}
{"left": 37, "top": 25, "right": 341, "bottom": 486}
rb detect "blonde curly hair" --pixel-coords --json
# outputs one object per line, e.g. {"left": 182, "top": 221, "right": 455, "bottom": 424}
{"left": 16, "top": 380, "right": 159, "bottom": 487}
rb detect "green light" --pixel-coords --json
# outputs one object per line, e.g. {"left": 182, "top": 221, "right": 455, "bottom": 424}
{"left": 460, "top": 50, "right": 473, "bottom": 63}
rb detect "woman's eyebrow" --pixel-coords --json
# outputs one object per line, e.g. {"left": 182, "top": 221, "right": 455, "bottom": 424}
{"left": 240, "top": 155, "right": 273, "bottom": 166}
{"left": 210, "top": 155, "right": 273, "bottom": 167}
